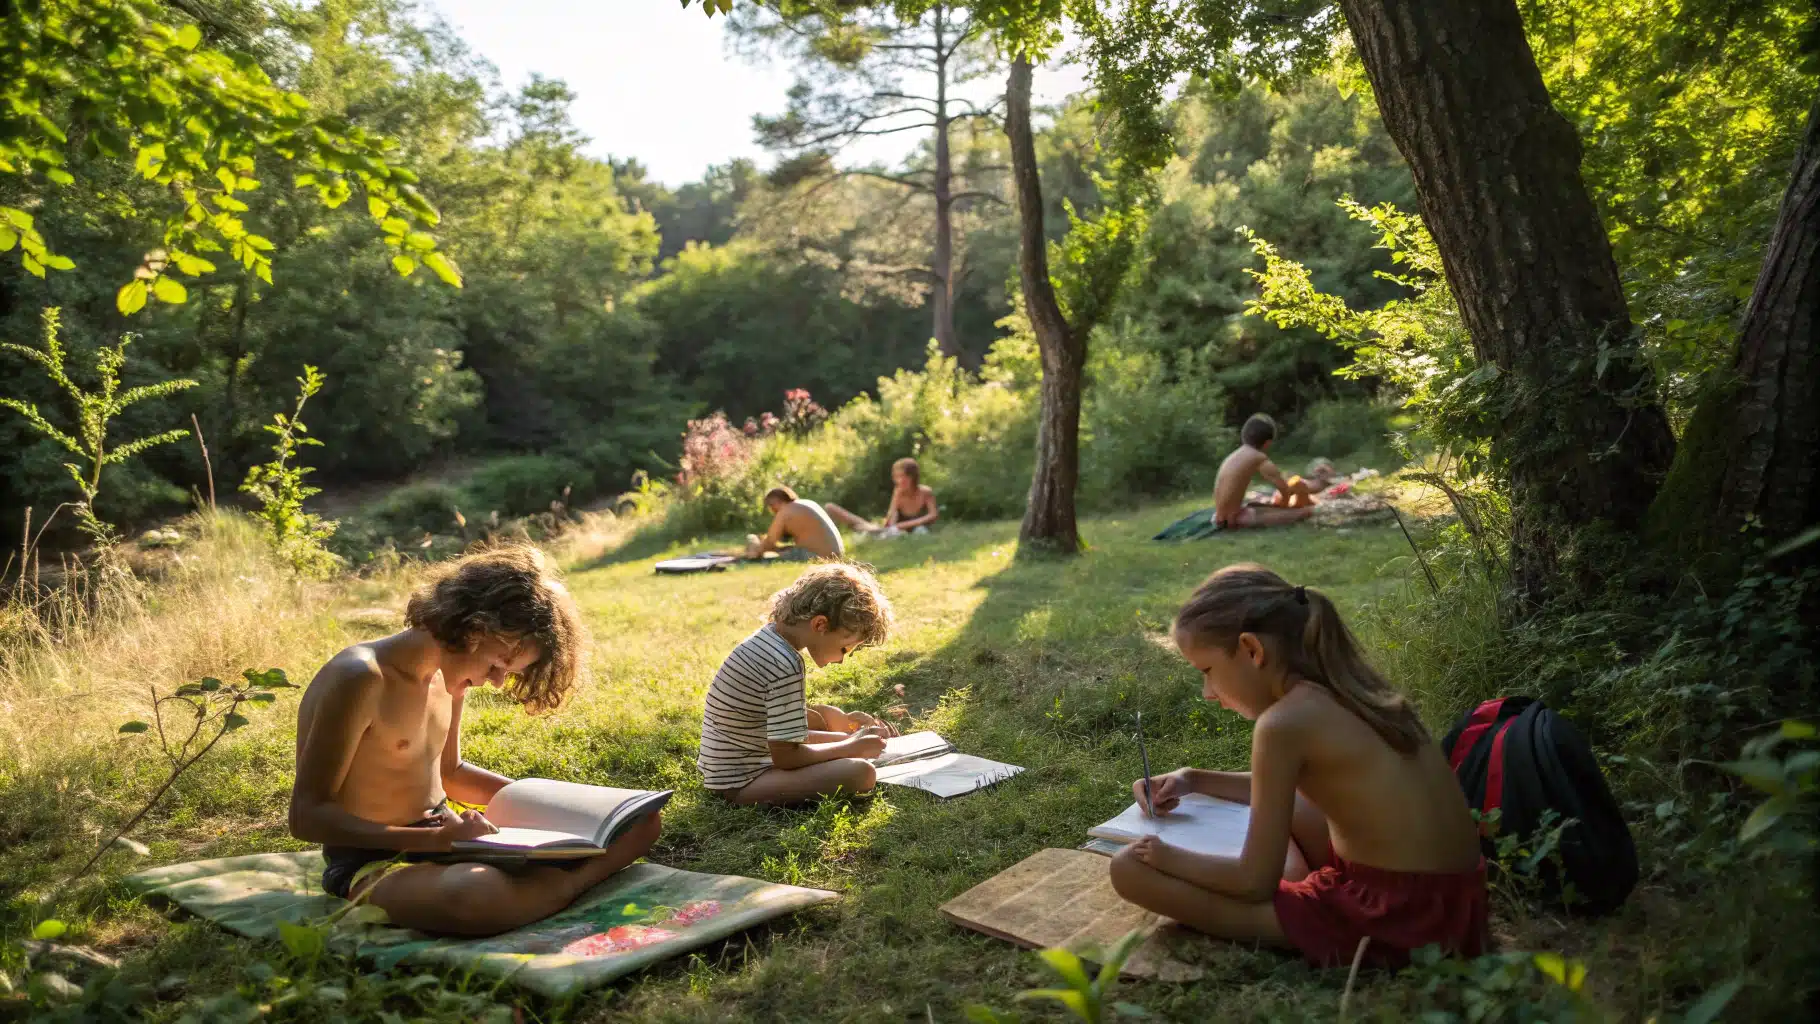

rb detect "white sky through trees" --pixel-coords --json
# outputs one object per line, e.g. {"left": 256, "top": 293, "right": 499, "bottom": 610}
{"left": 428, "top": 0, "right": 1089, "bottom": 186}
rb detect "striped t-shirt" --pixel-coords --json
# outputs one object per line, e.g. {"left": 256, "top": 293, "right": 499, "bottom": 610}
{"left": 698, "top": 624, "right": 808, "bottom": 790}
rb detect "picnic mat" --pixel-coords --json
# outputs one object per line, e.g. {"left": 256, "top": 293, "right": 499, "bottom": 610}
{"left": 939, "top": 848, "right": 1207, "bottom": 981}
{"left": 1152, "top": 508, "right": 1223, "bottom": 542}
{"left": 124, "top": 852, "right": 837, "bottom": 997}
{"left": 653, "top": 554, "right": 738, "bottom": 574}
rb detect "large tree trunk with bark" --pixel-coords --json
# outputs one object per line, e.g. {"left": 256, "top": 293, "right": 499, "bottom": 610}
{"left": 930, "top": 6, "right": 957, "bottom": 356}
{"left": 1006, "top": 56, "right": 1082, "bottom": 554}
{"left": 1338, "top": 0, "right": 1678, "bottom": 598}
{"left": 1655, "top": 94, "right": 1820, "bottom": 562}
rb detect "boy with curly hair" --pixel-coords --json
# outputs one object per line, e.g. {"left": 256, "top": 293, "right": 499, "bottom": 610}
{"left": 288, "top": 546, "right": 661, "bottom": 936}
{"left": 699, "top": 563, "right": 897, "bottom": 805}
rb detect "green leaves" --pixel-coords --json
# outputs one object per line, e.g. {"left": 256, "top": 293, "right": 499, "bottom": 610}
{"left": 118, "top": 721, "right": 150, "bottom": 734}
{"left": 424, "top": 251, "right": 462, "bottom": 287}
{"left": 152, "top": 276, "right": 187, "bottom": 304}
{"left": 2, "top": 0, "right": 457, "bottom": 301}
{"left": 31, "top": 920, "right": 67, "bottom": 941}
{"left": 391, "top": 254, "right": 417, "bottom": 276}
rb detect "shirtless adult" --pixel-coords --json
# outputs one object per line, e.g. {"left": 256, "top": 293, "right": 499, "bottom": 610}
{"left": 1211, "top": 414, "right": 1316, "bottom": 529}
{"left": 824, "top": 457, "right": 940, "bottom": 537}
{"left": 287, "top": 547, "right": 661, "bottom": 937}
{"left": 745, "top": 485, "right": 844, "bottom": 561}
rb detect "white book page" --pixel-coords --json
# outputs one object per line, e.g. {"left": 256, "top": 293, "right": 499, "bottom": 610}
{"left": 874, "top": 752, "right": 1024, "bottom": 798}
{"left": 455, "top": 827, "right": 599, "bottom": 851}
{"left": 1087, "top": 792, "right": 1253, "bottom": 858}
{"left": 483, "top": 778, "right": 643, "bottom": 845}
{"left": 872, "top": 731, "right": 953, "bottom": 767}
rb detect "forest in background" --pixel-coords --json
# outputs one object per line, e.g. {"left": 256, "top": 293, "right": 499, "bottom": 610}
{"left": 0, "top": 0, "right": 1806, "bottom": 548}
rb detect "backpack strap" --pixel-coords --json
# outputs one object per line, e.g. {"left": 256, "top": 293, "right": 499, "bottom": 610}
{"left": 1449, "top": 698, "right": 1508, "bottom": 771}
{"left": 1484, "top": 719, "right": 1516, "bottom": 813}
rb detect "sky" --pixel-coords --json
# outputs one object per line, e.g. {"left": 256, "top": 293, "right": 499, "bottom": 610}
{"left": 424, "top": 1, "right": 1091, "bottom": 186}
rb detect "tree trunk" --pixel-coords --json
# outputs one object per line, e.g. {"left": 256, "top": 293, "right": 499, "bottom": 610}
{"left": 931, "top": 6, "right": 958, "bottom": 357}
{"left": 1656, "top": 94, "right": 1820, "bottom": 560}
{"left": 1007, "top": 56, "right": 1082, "bottom": 555}
{"left": 1338, "top": 0, "right": 1678, "bottom": 598}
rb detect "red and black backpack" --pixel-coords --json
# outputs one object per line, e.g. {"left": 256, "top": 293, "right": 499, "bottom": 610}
{"left": 1442, "top": 696, "right": 1638, "bottom": 915}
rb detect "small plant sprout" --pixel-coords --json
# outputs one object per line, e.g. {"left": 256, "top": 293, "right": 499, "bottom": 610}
{"left": 240, "top": 365, "right": 341, "bottom": 577}
{"left": 73, "top": 668, "right": 297, "bottom": 886}
{"left": 0, "top": 307, "right": 199, "bottom": 546}
{"left": 965, "top": 929, "right": 1151, "bottom": 1023}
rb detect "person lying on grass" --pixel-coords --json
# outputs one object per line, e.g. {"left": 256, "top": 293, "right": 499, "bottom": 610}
{"left": 824, "top": 457, "right": 940, "bottom": 539}
{"left": 288, "top": 546, "right": 661, "bottom": 937}
{"left": 1211, "top": 414, "right": 1318, "bottom": 529}
{"left": 745, "top": 485, "right": 845, "bottom": 561}
{"left": 699, "top": 563, "right": 897, "bottom": 806}
{"left": 1110, "top": 564, "right": 1487, "bottom": 969}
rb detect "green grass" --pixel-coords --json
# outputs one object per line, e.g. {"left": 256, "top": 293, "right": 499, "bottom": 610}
{"left": 1, "top": 498, "right": 1807, "bottom": 1021}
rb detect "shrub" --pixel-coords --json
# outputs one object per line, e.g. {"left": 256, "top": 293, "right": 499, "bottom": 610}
{"left": 361, "top": 482, "right": 466, "bottom": 540}
{"left": 1080, "top": 338, "right": 1232, "bottom": 503}
{"left": 1281, "top": 396, "right": 1394, "bottom": 462}
{"left": 461, "top": 455, "right": 586, "bottom": 519}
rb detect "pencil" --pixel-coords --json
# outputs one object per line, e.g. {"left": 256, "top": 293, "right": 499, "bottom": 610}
{"left": 1136, "top": 711, "right": 1155, "bottom": 817}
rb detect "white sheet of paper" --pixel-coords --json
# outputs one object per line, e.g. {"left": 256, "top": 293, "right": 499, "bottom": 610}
{"left": 874, "top": 752, "right": 1024, "bottom": 798}
{"left": 1087, "top": 792, "right": 1252, "bottom": 858}
{"left": 455, "top": 826, "right": 597, "bottom": 851}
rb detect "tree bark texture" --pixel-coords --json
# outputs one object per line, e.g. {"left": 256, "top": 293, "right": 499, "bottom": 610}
{"left": 1006, "top": 56, "right": 1082, "bottom": 554}
{"left": 1338, "top": 0, "right": 1678, "bottom": 596}
{"left": 1657, "top": 94, "right": 1820, "bottom": 560}
{"left": 931, "top": 5, "right": 958, "bottom": 356}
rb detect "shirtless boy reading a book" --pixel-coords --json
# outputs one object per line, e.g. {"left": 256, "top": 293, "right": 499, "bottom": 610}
{"left": 699, "top": 563, "right": 896, "bottom": 805}
{"left": 745, "top": 485, "right": 845, "bottom": 561}
{"left": 1212, "top": 414, "right": 1316, "bottom": 529}
{"left": 288, "top": 547, "right": 660, "bottom": 936}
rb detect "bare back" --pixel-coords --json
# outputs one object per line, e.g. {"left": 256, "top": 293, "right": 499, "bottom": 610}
{"left": 1213, "top": 445, "right": 1273, "bottom": 522}
{"left": 1267, "top": 684, "right": 1480, "bottom": 874}
{"left": 776, "top": 499, "right": 844, "bottom": 558}
{"left": 294, "top": 644, "right": 456, "bottom": 828}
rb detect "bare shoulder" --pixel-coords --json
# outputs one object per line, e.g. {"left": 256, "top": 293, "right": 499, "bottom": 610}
{"left": 920, "top": 484, "right": 937, "bottom": 499}
{"left": 306, "top": 645, "right": 387, "bottom": 705}
{"left": 1257, "top": 684, "right": 1345, "bottom": 739}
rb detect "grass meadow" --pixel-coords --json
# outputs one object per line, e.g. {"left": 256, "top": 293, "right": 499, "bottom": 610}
{"left": 0, "top": 502, "right": 1805, "bottom": 1021}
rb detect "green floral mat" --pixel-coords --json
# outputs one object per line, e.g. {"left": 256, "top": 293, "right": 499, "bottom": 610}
{"left": 124, "top": 851, "right": 837, "bottom": 997}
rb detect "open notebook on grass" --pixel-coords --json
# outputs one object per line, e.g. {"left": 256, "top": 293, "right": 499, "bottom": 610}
{"left": 438, "top": 779, "right": 672, "bottom": 861}
{"left": 1086, "top": 793, "right": 1252, "bottom": 858}
{"left": 869, "top": 732, "right": 1024, "bottom": 798}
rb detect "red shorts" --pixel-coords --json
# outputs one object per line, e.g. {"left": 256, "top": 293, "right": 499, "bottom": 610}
{"left": 1274, "top": 857, "right": 1489, "bottom": 968}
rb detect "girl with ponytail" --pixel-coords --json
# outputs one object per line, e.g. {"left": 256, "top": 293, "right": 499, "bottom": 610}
{"left": 1109, "top": 564, "right": 1488, "bottom": 969}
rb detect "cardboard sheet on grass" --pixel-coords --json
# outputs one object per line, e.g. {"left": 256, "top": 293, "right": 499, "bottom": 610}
{"left": 124, "top": 851, "right": 836, "bottom": 997}
{"left": 940, "top": 848, "right": 1208, "bottom": 981}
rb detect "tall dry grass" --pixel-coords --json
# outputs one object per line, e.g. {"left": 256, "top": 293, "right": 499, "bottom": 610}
{"left": 0, "top": 512, "right": 414, "bottom": 769}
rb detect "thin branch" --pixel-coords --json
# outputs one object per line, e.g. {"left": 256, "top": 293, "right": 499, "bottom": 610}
{"left": 844, "top": 169, "right": 937, "bottom": 193}
{"left": 949, "top": 190, "right": 1008, "bottom": 206}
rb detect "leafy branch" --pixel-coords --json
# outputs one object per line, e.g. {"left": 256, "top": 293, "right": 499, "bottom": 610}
{"left": 0, "top": 308, "right": 198, "bottom": 546}
{"left": 75, "top": 668, "right": 298, "bottom": 886}
{"left": 241, "top": 365, "right": 341, "bottom": 577}
{"left": 0, "top": 0, "right": 462, "bottom": 309}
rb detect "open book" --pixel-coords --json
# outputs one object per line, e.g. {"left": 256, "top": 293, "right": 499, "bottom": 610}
{"left": 1086, "top": 793, "right": 1252, "bottom": 859}
{"left": 441, "top": 778, "right": 672, "bottom": 861}
{"left": 868, "top": 732, "right": 1024, "bottom": 799}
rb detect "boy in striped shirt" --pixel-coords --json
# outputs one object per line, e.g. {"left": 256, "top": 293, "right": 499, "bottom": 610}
{"left": 699, "top": 563, "right": 896, "bottom": 805}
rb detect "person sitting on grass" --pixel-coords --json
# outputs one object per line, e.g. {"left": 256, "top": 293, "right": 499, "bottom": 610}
{"left": 1109, "top": 564, "right": 1487, "bottom": 969}
{"left": 287, "top": 547, "right": 660, "bottom": 937}
{"left": 824, "top": 457, "right": 940, "bottom": 539}
{"left": 1212, "top": 414, "right": 1317, "bottom": 529}
{"left": 745, "top": 485, "right": 844, "bottom": 561}
{"left": 699, "top": 563, "right": 897, "bottom": 806}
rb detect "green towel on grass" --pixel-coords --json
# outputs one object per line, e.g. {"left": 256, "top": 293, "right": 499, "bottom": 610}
{"left": 124, "top": 851, "right": 836, "bottom": 997}
{"left": 1153, "top": 508, "right": 1225, "bottom": 542}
